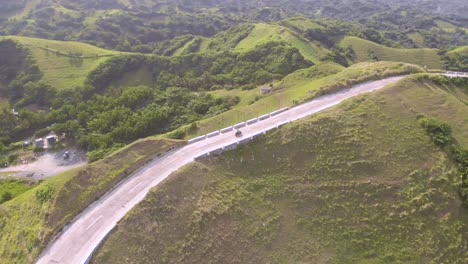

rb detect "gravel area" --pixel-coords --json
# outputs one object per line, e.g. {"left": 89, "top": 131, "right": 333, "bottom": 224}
{"left": 0, "top": 149, "right": 87, "bottom": 181}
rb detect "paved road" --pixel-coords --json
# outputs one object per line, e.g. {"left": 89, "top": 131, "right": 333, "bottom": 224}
{"left": 36, "top": 76, "right": 405, "bottom": 264}
{"left": 444, "top": 71, "right": 468, "bottom": 78}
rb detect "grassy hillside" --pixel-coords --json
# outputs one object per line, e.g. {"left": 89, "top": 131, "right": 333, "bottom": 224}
{"left": 233, "top": 23, "right": 326, "bottom": 64}
{"left": 190, "top": 23, "right": 326, "bottom": 63}
{"left": 92, "top": 76, "right": 468, "bottom": 264}
{"left": 445, "top": 46, "right": 468, "bottom": 71}
{"left": 0, "top": 179, "right": 35, "bottom": 203}
{"left": 448, "top": 46, "right": 468, "bottom": 57}
{"left": 1, "top": 36, "right": 118, "bottom": 89}
{"left": 340, "top": 36, "right": 443, "bottom": 69}
{"left": 0, "top": 138, "right": 184, "bottom": 263}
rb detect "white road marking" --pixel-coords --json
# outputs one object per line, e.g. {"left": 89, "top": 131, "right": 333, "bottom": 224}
{"left": 86, "top": 216, "right": 103, "bottom": 230}
{"left": 128, "top": 182, "right": 143, "bottom": 193}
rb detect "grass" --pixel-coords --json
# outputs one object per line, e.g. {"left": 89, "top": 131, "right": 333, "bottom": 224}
{"left": 0, "top": 179, "right": 35, "bottom": 203}
{"left": 407, "top": 32, "right": 425, "bottom": 47}
{"left": 448, "top": 46, "right": 468, "bottom": 57}
{"left": 1, "top": 36, "right": 119, "bottom": 90}
{"left": 234, "top": 23, "right": 326, "bottom": 64}
{"left": 279, "top": 17, "right": 324, "bottom": 32}
{"left": 91, "top": 76, "right": 468, "bottom": 264}
{"left": 434, "top": 20, "right": 457, "bottom": 33}
{"left": 340, "top": 36, "right": 443, "bottom": 69}
{"left": 0, "top": 138, "right": 184, "bottom": 263}
{"left": 171, "top": 61, "right": 424, "bottom": 137}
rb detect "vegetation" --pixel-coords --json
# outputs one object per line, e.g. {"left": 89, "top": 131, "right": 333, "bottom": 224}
{"left": 92, "top": 76, "right": 468, "bottom": 264}
{"left": 2, "top": 36, "right": 118, "bottom": 90}
{"left": 0, "top": 0, "right": 466, "bottom": 53}
{"left": 0, "top": 179, "right": 35, "bottom": 204}
{"left": 3, "top": 39, "right": 309, "bottom": 157}
{"left": 183, "top": 61, "right": 424, "bottom": 137}
{"left": 443, "top": 46, "right": 468, "bottom": 71}
{"left": 0, "top": 138, "right": 183, "bottom": 263}
{"left": 416, "top": 114, "right": 468, "bottom": 207}
{"left": 0, "top": 1, "right": 467, "bottom": 263}
{"left": 418, "top": 117, "right": 453, "bottom": 146}
{"left": 87, "top": 41, "right": 311, "bottom": 92}
{"left": 340, "top": 36, "right": 443, "bottom": 69}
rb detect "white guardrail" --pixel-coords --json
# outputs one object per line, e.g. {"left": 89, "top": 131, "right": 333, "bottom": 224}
{"left": 445, "top": 71, "right": 468, "bottom": 76}
{"left": 188, "top": 107, "right": 289, "bottom": 145}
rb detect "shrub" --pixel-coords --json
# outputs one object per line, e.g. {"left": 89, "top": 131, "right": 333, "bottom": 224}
{"left": 168, "top": 129, "right": 186, "bottom": 140}
{"left": 0, "top": 191, "right": 13, "bottom": 203}
{"left": 36, "top": 184, "right": 55, "bottom": 203}
{"left": 34, "top": 127, "right": 51, "bottom": 138}
{"left": 418, "top": 117, "right": 452, "bottom": 146}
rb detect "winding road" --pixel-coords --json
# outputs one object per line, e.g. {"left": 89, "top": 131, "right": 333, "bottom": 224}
{"left": 36, "top": 76, "right": 405, "bottom": 264}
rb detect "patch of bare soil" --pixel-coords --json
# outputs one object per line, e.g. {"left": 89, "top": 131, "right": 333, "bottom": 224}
{"left": 0, "top": 149, "right": 87, "bottom": 181}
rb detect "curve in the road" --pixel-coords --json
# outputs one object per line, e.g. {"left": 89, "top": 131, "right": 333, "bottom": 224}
{"left": 36, "top": 76, "right": 405, "bottom": 264}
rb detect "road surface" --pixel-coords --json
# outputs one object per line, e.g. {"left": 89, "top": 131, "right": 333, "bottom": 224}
{"left": 36, "top": 76, "right": 405, "bottom": 264}
{"left": 444, "top": 71, "right": 468, "bottom": 78}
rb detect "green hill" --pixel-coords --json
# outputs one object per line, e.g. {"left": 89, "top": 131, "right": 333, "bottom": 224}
{"left": 232, "top": 23, "right": 326, "bottom": 64}
{"left": 340, "top": 36, "right": 443, "bottom": 69}
{"left": 448, "top": 46, "right": 468, "bottom": 57}
{"left": 445, "top": 46, "right": 468, "bottom": 71}
{"left": 91, "top": 76, "right": 468, "bottom": 263}
{"left": 1, "top": 36, "right": 118, "bottom": 89}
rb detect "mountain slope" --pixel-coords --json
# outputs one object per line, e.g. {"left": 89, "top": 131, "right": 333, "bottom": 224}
{"left": 91, "top": 76, "right": 468, "bottom": 263}
{"left": 1, "top": 36, "right": 118, "bottom": 89}
{"left": 1, "top": 0, "right": 466, "bottom": 52}
{"left": 340, "top": 36, "right": 443, "bottom": 69}
{"left": 232, "top": 23, "right": 326, "bottom": 64}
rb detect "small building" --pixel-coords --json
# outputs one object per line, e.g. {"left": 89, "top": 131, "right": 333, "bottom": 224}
{"left": 46, "top": 135, "right": 58, "bottom": 145}
{"left": 260, "top": 85, "right": 272, "bottom": 94}
{"left": 35, "top": 138, "right": 45, "bottom": 148}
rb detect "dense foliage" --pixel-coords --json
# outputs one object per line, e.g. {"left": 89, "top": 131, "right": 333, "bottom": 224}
{"left": 0, "top": 39, "right": 45, "bottom": 142}
{"left": 0, "top": 0, "right": 466, "bottom": 52}
{"left": 87, "top": 41, "right": 311, "bottom": 93}
{"left": 418, "top": 117, "right": 453, "bottom": 146}
{"left": 442, "top": 50, "right": 468, "bottom": 71}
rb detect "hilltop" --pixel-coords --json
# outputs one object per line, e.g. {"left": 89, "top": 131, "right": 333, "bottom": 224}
{"left": 91, "top": 75, "right": 468, "bottom": 263}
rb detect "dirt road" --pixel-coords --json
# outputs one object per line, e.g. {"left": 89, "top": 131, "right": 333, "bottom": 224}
{"left": 36, "top": 76, "right": 404, "bottom": 264}
{"left": 0, "top": 150, "right": 87, "bottom": 181}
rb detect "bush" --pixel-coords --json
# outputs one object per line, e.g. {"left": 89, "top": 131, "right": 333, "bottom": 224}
{"left": 88, "top": 148, "right": 112, "bottom": 163}
{"left": 168, "top": 129, "right": 186, "bottom": 140}
{"left": 34, "top": 127, "right": 51, "bottom": 138}
{"left": 36, "top": 184, "right": 55, "bottom": 203}
{"left": 33, "top": 146, "right": 46, "bottom": 153}
{"left": 418, "top": 117, "right": 452, "bottom": 146}
{"left": 0, "top": 191, "right": 13, "bottom": 203}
